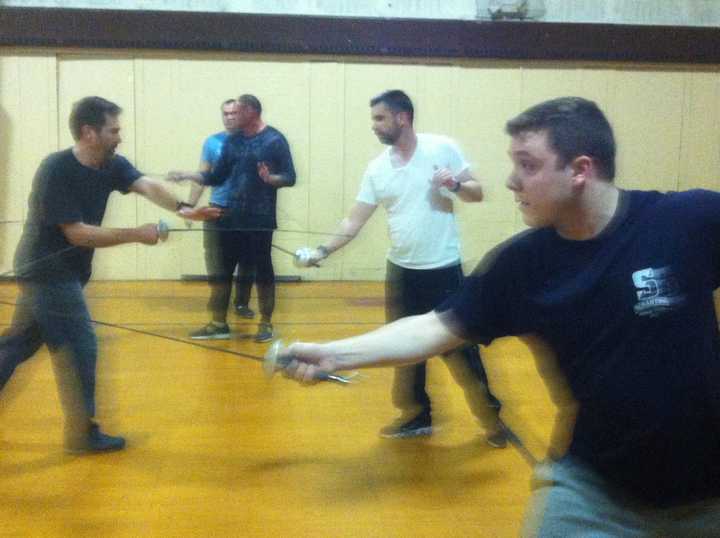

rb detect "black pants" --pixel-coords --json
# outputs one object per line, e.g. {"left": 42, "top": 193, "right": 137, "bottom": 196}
{"left": 385, "top": 260, "right": 501, "bottom": 426}
{"left": 233, "top": 264, "right": 254, "bottom": 308}
{"left": 203, "top": 222, "right": 254, "bottom": 308}
{"left": 205, "top": 226, "right": 275, "bottom": 323}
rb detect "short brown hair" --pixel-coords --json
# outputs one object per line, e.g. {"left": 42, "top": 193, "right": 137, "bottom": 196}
{"left": 69, "top": 96, "right": 121, "bottom": 141}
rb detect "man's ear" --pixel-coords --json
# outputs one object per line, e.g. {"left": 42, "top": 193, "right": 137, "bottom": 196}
{"left": 570, "top": 155, "right": 593, "bottom": 187}
{"left": 79, "top": 124, "right": 97, "bottom": 141}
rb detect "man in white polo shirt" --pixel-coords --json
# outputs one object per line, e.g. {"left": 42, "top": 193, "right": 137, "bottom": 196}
{"left": 299, "top": 90, "right": 506, "bottom": 445}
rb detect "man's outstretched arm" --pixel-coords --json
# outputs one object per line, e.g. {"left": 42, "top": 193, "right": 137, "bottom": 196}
{"left": 282, "top": 310, "right": 465, "bottom": 384}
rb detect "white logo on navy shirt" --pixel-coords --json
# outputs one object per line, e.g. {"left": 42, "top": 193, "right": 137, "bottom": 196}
{"left": 632, "top": 266, "right": 685, "bottom": 317}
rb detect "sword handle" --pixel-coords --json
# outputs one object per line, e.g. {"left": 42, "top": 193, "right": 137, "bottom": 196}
{"left": 157, "top": 220, "right": 169, "bottom": 241}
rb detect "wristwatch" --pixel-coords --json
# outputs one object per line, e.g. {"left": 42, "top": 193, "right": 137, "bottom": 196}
{"left": 448, "top": 180, "right": 462, "bottom": 192}
{"left": 316, "top": 245, "right": 330, "bottom": 258}
{"left": 176, "top": 201, "right": 193, "bottom": 211}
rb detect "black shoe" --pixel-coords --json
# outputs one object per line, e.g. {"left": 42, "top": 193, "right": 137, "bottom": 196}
{"left": 190, "top": 322, "right": 230, "bottom": 340}
{"left": 379, "top": 413, "right": 432, "bottom": 439}
{"left": 234, "top": 304, "right": 255, "bottom": 319}
{"left": 485, "top": 421, "right": 509, "bottom": 448}
{"left": 486, "top": 429, "right": 509, "bottom": 448}
{"left": 254, "top": 322, "right": 274, "bottom": 343}
{"left": 65, "top": 423, "right": 126, "bottom": 454}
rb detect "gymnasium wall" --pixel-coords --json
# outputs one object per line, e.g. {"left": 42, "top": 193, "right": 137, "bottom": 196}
{"left": 1, "top": 49, "right": 719, "bottom": 281}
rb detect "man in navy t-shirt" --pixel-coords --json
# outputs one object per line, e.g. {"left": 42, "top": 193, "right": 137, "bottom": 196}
{"left": 0, "top": 96, "right": 219, "bottom": 454}
{"left": 280, "top": 97, "right": 720, "bottom": 535}
{"left": 186, "top": 99, "right": 257, "bottom": 320}
{"left": 169, "top": 94, "right": 296, "bottom": 344}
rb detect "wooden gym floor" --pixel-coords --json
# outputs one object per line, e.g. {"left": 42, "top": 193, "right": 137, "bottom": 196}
{"left": 0, "top": 281, "right": 558, "bottom": 537}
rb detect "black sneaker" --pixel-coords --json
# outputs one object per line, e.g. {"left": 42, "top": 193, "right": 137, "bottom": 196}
{"left": 485, "top": 421, "right": 509, "bottom": 448}
{"left": 486, "top": 429, "right": 509, "bottom": 448}
{"left": 379, "top": 413, "right": 433, "bottom": 439}
{"left": 190, "top": 322, "right": 230, "bottom": 340}
{"left": 254, "top": 322, "right": 273, "bottom": 343}
{"left": 234, "top": 304, "right": 255, "bottom": 319}
{"left": 65, "top": 423, "right": 126, "bottom": 454}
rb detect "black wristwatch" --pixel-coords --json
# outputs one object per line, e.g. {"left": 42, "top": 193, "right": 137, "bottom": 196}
{"left": 316, "top": 245, "right": 330, "bottom": 258}
{"left": 448, "top": 180, "right": 462, "bottom": 193}
{"left": 176, "top": 201, "right": 193, "bottom": 211}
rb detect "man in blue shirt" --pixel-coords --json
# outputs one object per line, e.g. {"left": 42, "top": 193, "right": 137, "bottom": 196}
{"left": 281, "top": 97, "right": 720, "bottom": 535}
{"left": 187, "top": 99, "right": 256, "bottom": 320}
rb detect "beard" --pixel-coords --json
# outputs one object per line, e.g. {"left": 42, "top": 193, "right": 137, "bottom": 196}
{"left": 376, "top": 128, "right": 400, "bottom": 145}
{"left": 102, "top": 144, "right": 117, "bottom": 161}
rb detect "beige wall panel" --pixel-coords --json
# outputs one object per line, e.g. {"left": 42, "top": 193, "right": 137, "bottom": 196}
{"left": 0, "top": 53, "right": 58, "bottom": 274}
{"left": 607, "top": 69, "right": 685, "bottom": 192}
{"left": 264, "top": 62, "right": 311, "bottom": 280}
{"left": 452, "top": 65, "right": 524, "bottom": 264}
{"left": 134, "top": 57, "right": 205, "bottom": 279}
{"left": 679, "top": 71, "right": 720, "bottom": 191}
{"left": 57, "top": 55, "right": 139, "bottom": 280}
{"left": 0, "top": 56, "right": 19, "bottom": 266}
{"left": 138, "top": 56, "right": 250, "bottom": 277}
{"left": 415, "top": 64, "right": 455, "bottom": 135}
{"left": 0, "top": 225, "right": 22, "bottom": 277}
{"left": 304, "top": 62, "right": 346, "bottom": 281}
{"left": 520, "top": 64, "right": 612, "bottom": 109}
{"left": 340, "top": 63, "right": 421, "bottom": 281}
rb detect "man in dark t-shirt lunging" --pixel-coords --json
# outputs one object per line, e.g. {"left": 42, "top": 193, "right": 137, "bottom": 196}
{"left": 0, "top": 96, "right": 219, "bottom": 454}
{"left": 280, "top": 97, "right": 720, "bottom": 535}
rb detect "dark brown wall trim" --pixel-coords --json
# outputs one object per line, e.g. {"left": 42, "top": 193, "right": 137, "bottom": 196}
{"left": 1, "top": 6, "right": 719, "bottom": 64}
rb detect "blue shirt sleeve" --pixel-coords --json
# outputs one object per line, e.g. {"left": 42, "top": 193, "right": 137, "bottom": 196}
{"left": 200, "top": 136, "right": 214, "bottom": 165}
{"left": 202, "top": 137, "right": 233, "bottom": 187}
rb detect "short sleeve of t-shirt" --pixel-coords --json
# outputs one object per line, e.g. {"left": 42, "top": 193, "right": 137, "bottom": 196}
{"left": 203, "top": 145, "right": 228, "bottom": 186}
{"left": 200, "top": 132, "right": 228, "bottom": 167}
{"left": 200, "top": 135, "right": 216, "bottom": 164}
{"left": 356, "top": 155, "right": 383, "bottom": 206}
{"left": 110, "top": 155, "right": 143, "bottom": 194}
{"left": 435, "top": 136, "right": 470, "bottom": 177}
{"left": 266, "top": 132, "right": 297, "bottom": 185}
{"left": 671, "top": 189, "right": 720, "bottom": 288}
{"left": 436, "top": 232, "right": 533, "bottom": 345}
